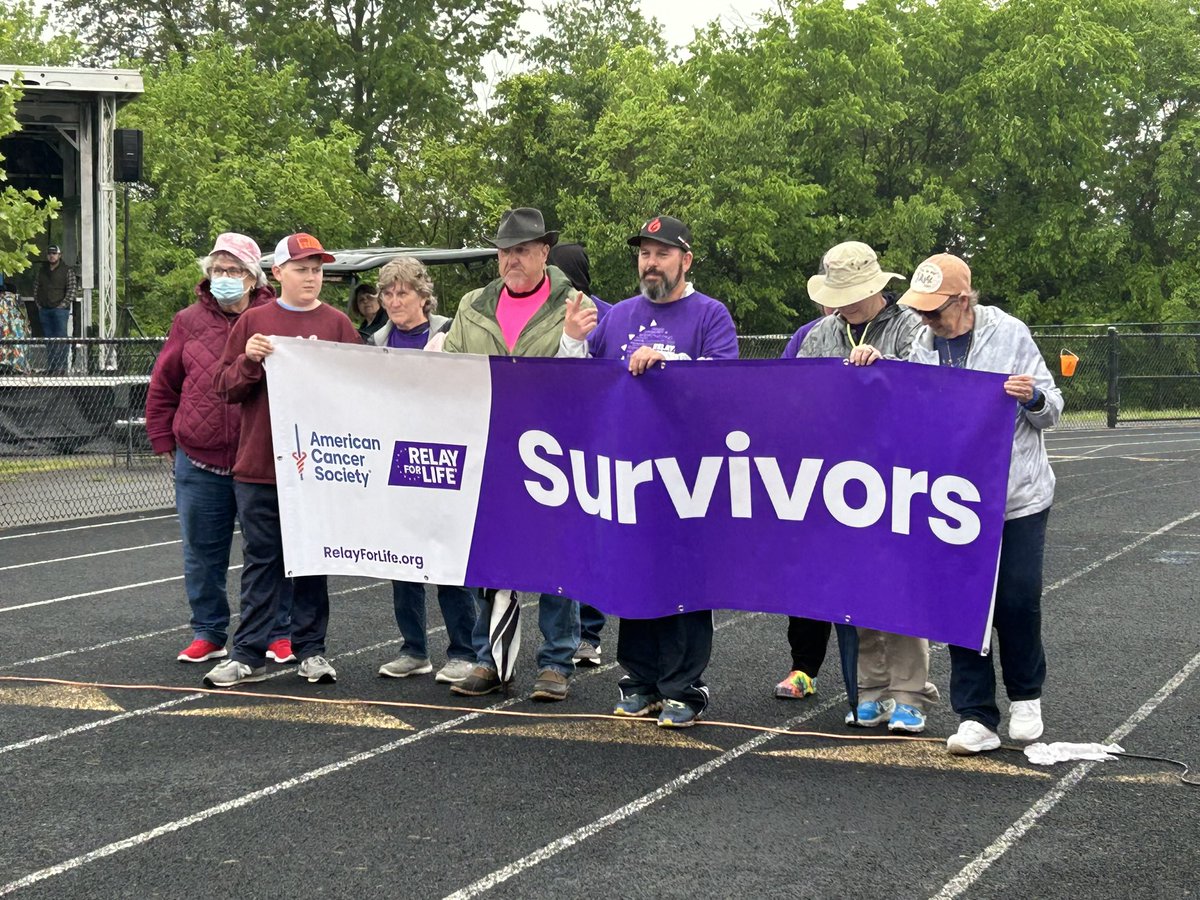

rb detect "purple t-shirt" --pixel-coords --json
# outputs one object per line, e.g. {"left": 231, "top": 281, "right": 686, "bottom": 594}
{"left": 385, "top": 322, "right": 431, "bottom": 350}
{"left": 781, "top": 315, "right": 825, "bottom": 358}
{"left": 587, "top": 290, "right": 739, "bottom": 362}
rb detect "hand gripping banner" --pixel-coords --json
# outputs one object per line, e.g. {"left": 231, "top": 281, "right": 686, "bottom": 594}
{"left": 267, "top": 338, "right": 1015, "bottom": 651}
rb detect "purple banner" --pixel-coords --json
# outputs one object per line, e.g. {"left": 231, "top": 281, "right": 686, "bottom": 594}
{"left": 463, "top": 357, "right": 1014, "bottom": 651}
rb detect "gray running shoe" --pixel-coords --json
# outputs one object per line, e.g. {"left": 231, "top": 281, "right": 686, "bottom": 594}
{"left": 378, "top": 656, "right": 433, "bottom": 678}
{"left": 573, "top": 640, "right": 602, "bottom": 667}
{"left": 203, "top": 659, "right": 267, "bottom": 688}
{"left": 434, "top": 658, "right": 476, "bottom": 684}
{"left": 298, "top": 655, "right": 337, "bottom": 684}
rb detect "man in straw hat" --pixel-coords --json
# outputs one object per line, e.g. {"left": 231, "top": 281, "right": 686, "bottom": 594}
{"left": 774, "top": 240, "right": 939, "bottom": 734}
{"left": 445, "top": 207, "right": 597, "bottom": 702}
{"left": 893, "top": 252, "right": 1062, "bottom": 754}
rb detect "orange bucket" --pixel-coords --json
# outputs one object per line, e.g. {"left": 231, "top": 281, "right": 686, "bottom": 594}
{"left": 1060, "top": 349, "right": 1079, "bottom": 377}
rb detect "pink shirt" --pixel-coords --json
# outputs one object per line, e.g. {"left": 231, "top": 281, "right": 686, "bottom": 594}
{"left": 496, "top": 277, "right": 551, "bottom": 352}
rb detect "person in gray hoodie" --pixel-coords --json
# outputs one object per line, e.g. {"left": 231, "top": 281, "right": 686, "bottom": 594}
{"left": 777, "top": 241, "right": 938, "bottom": 735}
{"left": 898, "top": 252, "right": 1062, "bottom": 755}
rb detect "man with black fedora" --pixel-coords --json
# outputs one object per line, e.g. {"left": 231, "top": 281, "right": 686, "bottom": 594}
{"left": 33, "top": 244, "right": 77, "bottom": 373}
{"left": 445, "top": 207, "right": 596, "bottom": 702}
{"left": 584, "top": 213, "right": 738, "bottom": 728}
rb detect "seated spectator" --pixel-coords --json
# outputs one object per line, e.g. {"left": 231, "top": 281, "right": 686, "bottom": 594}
{"left": 350, "top": 282, "right": 387, "bottom": 342}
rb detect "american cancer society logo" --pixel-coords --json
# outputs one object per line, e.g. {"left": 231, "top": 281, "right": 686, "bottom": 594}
{"left": 388, "top": 441, "right": 467, "bottom": 490}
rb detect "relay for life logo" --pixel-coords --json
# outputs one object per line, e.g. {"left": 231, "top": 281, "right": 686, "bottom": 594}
{"left": 388, "top": 441, "right": 467, "bottom": 490}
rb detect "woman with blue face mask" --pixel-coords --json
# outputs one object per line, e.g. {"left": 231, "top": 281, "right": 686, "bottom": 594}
{"left": 146, "top": 233, "right": 295, "bottom": 667}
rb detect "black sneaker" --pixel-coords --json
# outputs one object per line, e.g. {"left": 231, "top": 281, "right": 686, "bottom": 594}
{"left": 530, "top": 669, "right": 569, "bottom": 701}
{"left": 450, "top": 666, "right": 503, "bottom": 696}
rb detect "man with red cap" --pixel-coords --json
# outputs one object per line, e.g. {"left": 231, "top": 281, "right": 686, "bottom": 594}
{"left": 205, "top": 233, "right": 361, "bottom": 688}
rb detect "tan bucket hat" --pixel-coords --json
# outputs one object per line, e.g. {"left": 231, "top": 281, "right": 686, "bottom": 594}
{"left": 806, "top": 241, "right": 904, "bottom": 309}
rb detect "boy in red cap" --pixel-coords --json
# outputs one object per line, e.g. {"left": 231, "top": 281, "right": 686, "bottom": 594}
{"left": 205, "top": 233, "right": 360, "bottom": 688}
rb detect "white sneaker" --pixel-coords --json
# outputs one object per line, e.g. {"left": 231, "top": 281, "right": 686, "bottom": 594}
{"left": 378, "top": 656, "right": 433, "bottom": 678}
{"left": 434, "top": 658, "right": 476, "bottom": 683}
{"left": 946, "top": 720, "right": 1001, "bottom": 755}
{"left": 298, "top": 655, "right": 337, "bottom": 684}
{"left": 1008, "top": 699, "right": 1044, "bottom": 742}
{"left": 203, "top": 659, "right": 267, "bottom": 688}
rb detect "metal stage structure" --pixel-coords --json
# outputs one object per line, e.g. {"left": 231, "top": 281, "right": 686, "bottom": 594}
{"left": 0, "top": 66, "right": 144, "bottom": 347}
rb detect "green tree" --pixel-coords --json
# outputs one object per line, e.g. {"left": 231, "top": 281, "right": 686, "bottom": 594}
{"left": 0, "top": 0, "right": 75, "bottom": 276}
{"left": 116, "top": 40, "right": 371, "bottom": 331}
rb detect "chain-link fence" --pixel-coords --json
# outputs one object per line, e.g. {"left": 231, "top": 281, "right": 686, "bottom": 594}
{"left": 0, "top": 337, "right": 173, "bottom": 529}
{"left": 1, "top": 325, "right": 1197, "bottom": 530}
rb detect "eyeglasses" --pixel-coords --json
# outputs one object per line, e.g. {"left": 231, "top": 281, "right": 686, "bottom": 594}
{"left": 211, "top": 266, "right": 249, "bottom": 278}
{"left": 918, "top": 296, "right": 959, "bottom": 319}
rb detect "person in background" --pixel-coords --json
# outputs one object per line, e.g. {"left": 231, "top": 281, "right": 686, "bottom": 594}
{"left": 547, "top": 240, "right": 609, "bottom": 668}
{"left": 146, "top": 234, "right": 296, "bottom": 666}
{"left": 33, "top": 245, "right": 76, "bottom": 373}
{"left": 205, "top": 233, "right": 361, "bottom": 688}
{"left": 370, "top": 256, "right": 481, "bottom": 684}
{"left": 350, "top": 282, "right": 387, "bottom": 343}
{"left": 896, "top": 252, "right": 1062, "bottom": 754}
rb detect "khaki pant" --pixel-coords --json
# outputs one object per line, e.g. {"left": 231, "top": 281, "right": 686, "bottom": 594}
{"left": 857, "top": 629, "right": 940, "bottom": 711}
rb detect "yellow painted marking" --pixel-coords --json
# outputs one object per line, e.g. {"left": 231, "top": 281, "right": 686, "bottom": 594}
{"left": 0, "top": 684, "right": 124, "bottom": 712}
{"left": 1093, "top": 772, "right": 1182, "bottom": 786}
{"left": 462, "top": 720, "right": 722, "bottom": 751}
{"left": 162, "top": 703, "right": 412, "bottom": 730}
{"left": 757, "top": 742, "right": 1050, "bottom": 778}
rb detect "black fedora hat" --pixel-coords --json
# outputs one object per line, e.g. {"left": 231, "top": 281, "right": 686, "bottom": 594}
{"left": 484, "top": 207, "right": 559, "bottom": 249}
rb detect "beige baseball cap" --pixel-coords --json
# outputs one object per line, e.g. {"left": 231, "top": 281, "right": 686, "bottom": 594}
{"left": 806, "top": 241, "right": 904, "bottom": 309}
{"left": 899, "top": 253, "right": 973, "bottom": 311}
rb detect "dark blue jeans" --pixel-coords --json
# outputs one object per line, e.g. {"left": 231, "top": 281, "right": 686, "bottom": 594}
{"left": 391, "top": 582, "right": 479, "bottom": 661}
{"left": 580, "top": 604, "right": 606, "bottom": 646}
{"left": 230, "top": 481, "right": 326, "bottom": 668}
{"left": 175, "top": 453, "right": 290, "bottom": 646}
{"left": 949, "top": 509, "right": 1050, "bottom": 731}
{"left": 38, "top": 307, "right": 69, "bottom": 372}
{"left": 471, "top": 592, "right": 580, "bottom": 676}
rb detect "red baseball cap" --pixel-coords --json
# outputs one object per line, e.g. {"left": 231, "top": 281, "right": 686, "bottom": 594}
{"left": 273, "top": 233, "right": 335, "bottom": 266}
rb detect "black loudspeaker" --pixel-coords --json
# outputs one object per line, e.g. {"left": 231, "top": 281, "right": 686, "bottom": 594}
{"left": 114, "top": 128, "right": 143, "bottom": 182}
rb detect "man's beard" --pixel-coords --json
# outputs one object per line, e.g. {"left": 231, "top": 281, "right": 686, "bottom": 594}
{"left": 640, "top": 265, "right": 682, "bottom": 301}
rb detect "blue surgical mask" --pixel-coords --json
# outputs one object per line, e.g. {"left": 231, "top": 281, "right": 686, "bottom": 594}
{"left": 210, "top": 276, "right": 247, "bottom": 305}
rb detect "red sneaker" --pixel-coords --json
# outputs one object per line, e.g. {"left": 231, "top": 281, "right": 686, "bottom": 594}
{"left": 177, "top": 639, "right": 227, "bottom": 663}
{"left": 266, "top": 638, "right": 296, "bottom": 663}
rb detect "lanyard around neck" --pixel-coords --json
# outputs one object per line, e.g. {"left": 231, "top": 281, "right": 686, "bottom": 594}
{"left": 846, "top": 320, "right": 872, "bottom": 348}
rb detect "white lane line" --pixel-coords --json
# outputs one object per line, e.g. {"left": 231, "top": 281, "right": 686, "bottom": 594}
{"left": 0, "top": 514, "right": 177, "bottom": 541}
{"left": 0, "top": 570, "right": 239, "bottom": 614}
{"left": 0, "top": 580, "right": 389, "bottom": 669}
{"left": 0, "top": 613, "right": 796, "bottom": 899}
{"left": 441, "top": 695, "right": 845, "bottom": 900}
{"left": 0, "top": 705, "right": 509, "bottom": 898}
{"left": 1046, "top": 437, "right": 1200, "bottom": 451}
{"left": 1044, "top": 510, "right": 1200, "bottom": 594}
{"left": 0, "top": 694, "right": 202, "bottom": 756}
{"left": 0, "top": 540, "right": 182, "bottom": 572}
{"left": 929, "top": 645, "right": 1200, "bottom": 900}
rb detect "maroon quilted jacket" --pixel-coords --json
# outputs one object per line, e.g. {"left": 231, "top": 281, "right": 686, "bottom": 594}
{"left": 145, "top": 282, "right": 274, "bottom": 469}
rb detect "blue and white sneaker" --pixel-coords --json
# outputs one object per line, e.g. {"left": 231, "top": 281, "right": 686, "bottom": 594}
{"left": 613, "top": 692, "right": 663, "bottom": 717}
{"left": 887, "top": 702, "right": 926, "bottom": 733}
{"left": 845, "top": 698, "right": 896, "bottom": 727}
{"left": 657, "top": 699, "right": 700, "bottom": 728}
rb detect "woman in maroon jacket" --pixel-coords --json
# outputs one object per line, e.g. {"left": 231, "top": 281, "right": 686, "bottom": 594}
{"left": 146, "top": 233, "right": 293, "bottom": 665}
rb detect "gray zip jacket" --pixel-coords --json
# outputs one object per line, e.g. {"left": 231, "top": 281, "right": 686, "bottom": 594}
{"left": 907, "top": 304, "right": 1062, "bottom": 520}
{"left": 371, "top": 314, "right": 451, "bottom": 349}
{"left": 797, "top": 301, "right": 922, "bottom": 360}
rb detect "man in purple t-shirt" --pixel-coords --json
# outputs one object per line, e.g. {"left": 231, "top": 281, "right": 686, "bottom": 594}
{"left": 582, "top": 215, "right": 738, "bottom": 728}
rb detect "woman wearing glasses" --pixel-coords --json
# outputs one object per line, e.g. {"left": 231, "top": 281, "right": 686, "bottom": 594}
{"left": 898, "top": 253, "right": 1063, "bottom": 754}
{"left": 146, "top": 233, "right": 294, "bottom": 667}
